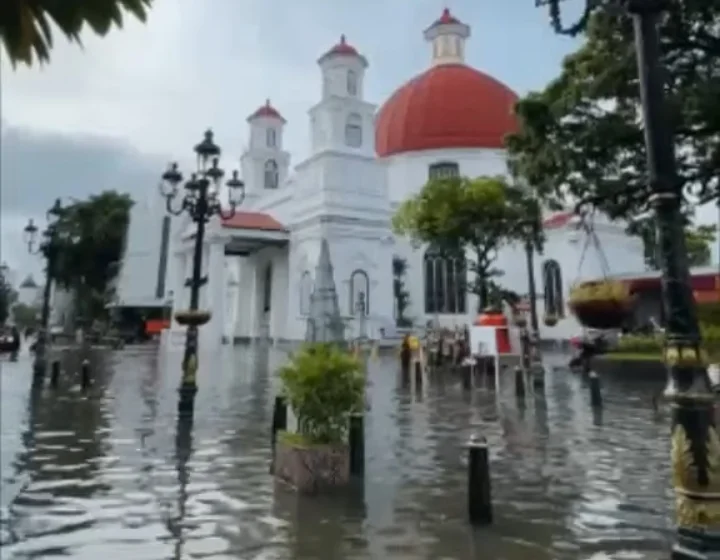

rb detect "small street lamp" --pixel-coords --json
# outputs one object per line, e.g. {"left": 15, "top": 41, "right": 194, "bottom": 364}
{"left": 23, "top": 198, "right": 65, "bottom": 382}
{"left": 537, "top": 1, "right": 716, "bottom": 556}
{"left": 159, "top": 129, "right": 245, "bottom": 418}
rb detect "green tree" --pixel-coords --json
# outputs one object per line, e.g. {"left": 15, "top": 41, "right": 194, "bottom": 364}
{"left": 392, "top": 176, "right": 542, "bottom": 310}
{"left": 1, "top": 0, "right": 152, "bottom": 67}
{"left": 506, "top": 5, "right": 720, "bottom": 222}
{"left": 685, "top": 224, "right": 716, "bottom": 267}
{"left": 44, "top": 191, "right": 133, "bottom": 324}
{"left": 0, "top": 270, "right": 17, "bottom": 326}
{"left": 638, "top": 221, "right": 717, "bottom": 269}
{"left": 392, "top": 256, "right": 411, "bottom": 327}
{"left": 12, "top": 302, "right": 39, "bottom": 330}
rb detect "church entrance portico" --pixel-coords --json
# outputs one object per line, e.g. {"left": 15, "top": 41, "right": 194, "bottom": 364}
{"left": 221, "top": 211, "right": 289, "bottom": 344}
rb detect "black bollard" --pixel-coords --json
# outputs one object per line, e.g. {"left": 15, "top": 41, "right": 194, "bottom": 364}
{"left": 270, "top": 395, "right": 288, "bottom": 474}
{"left": 414, "top": 360, "right": 422, "bottom": 385}
{"left": 80, "top": 359, "right": 91, "bottom": 391}
{"left": 50, "top": 360, "right": 61, "bottom": 388}
{"left": 462, "top": 364, "right": 471, "bottom": 391}
{"left": 349, "top": 412, "right": 365, "bottom": 477}
{"left": 589, "top": 371, "right": 602, "bottom": 408}
{"left": 514, "top": 366, "right": 525, "bottom": 399}
{"left": 467, "top": 434, "right": 492, "bottom": 526}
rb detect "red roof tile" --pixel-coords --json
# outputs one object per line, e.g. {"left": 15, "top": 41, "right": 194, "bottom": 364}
{"left": 542, "top": 211, "right": 576, "bottom": 230}
{"left": 248, "top": 99, "right": 285, "bottom": 123}
{"left": 221, "top": 211, "right": 286, "bottom": 232}
{"left": 321, "top": 35, "right": 360, "bottom": 59}
{"left": 431, "top": 8, "right": 461, "bottom": 27}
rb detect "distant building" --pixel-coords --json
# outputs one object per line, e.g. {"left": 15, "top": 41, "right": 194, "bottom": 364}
{"left": 17, "top": 274, "right": 40, "bottom": 306}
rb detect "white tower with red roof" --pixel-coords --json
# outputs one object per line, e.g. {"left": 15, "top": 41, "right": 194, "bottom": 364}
{"left": 240, "top": 100, "right": 291, "bottom": 202}
{"left": 309, "top": 35, "right": 376, "bottom": 158}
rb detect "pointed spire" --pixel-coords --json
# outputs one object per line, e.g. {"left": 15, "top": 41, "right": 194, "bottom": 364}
{"left": 305, "top": 238, "right": 345, "bottom": 343}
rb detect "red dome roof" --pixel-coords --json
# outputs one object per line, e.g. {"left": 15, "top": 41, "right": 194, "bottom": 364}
{"left": 248, "top": 99, "right": 285, "bottom": 122}
{"left": 320, "top": 35, "right": 361, "bottom": 60}
{"left": 375, "top": 64, "right": 519, "bottom": 158}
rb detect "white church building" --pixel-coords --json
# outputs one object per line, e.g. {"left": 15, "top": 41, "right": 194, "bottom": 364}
{"left": 117, "top": 9, "right": 646, "bottom": 346}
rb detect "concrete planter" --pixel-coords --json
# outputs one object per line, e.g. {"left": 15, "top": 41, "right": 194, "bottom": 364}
{"left": 275, "top": 438, "right": 350, "bottom": 494}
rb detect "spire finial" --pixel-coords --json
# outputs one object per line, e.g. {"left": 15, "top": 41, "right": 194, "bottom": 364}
{"left": 340, "top": 34, "right": 346, "bottom": 44}
{"left": 265, "top": 98, "right": 270, "bottom": 106}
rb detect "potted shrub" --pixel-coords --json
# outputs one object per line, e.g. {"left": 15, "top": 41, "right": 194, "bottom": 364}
{"left": 513, "top": 313, "right": 528, "bottom": 328}
{"left": 275, "top": 343, "right": 364, "bottom": 494}
{"left": 174, "top": 309, "right": 212, "bottom": 327}
{"left": 568, "top": 280, "right": 633, "bottom": 330}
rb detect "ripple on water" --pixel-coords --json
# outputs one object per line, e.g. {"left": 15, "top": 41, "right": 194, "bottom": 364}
{"left": 0, "top": 349, "right": 675, "bottom": 559}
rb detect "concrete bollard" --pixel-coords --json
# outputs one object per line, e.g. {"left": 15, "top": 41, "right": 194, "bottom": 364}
{"left": 348, "top": 412, "right": 365, "bottom": 477}
{"left": 80, "top": 359, "right": 91, "bottom": 391}
{"left": 589, "top": 371, "right": 602, "bottom": 408}
{"left": 50, "top": 360, "right": 61, "bottom": 389}
{"left": 514, "top": 366, "right": 525, "bottom": 399}
{"left": 270, "top": 395, "right": 288, "bottom": 474}
{"left": 467, "top": 434, "right": 492, "bottom": 525}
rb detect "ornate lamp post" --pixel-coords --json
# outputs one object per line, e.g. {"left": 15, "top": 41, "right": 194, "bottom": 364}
{"left": 537, "top": 1, "right": 716, "bottom": 556}
{"left": 159, "top": 129, "right": 245, "bottom": 418}
{"left": 23, "top": 198, "right": 65, "bottom": 382}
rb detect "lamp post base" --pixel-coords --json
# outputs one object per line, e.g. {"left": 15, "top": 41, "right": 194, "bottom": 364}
{"left": 177, "top": 384, "right": 198, "bottom": 417}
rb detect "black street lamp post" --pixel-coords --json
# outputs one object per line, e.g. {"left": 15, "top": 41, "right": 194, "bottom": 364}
{"left": 23, "top": 198, "right": 65, "bottom": 383}
{"left": 537, "top": 1, "right": 717, "bottom": 556}
{"left": 159, "top": 129, "right": 244, "bottom": 418}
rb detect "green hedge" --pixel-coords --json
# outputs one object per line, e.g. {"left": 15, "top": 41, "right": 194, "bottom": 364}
{"left": 615, "top": 322, "right": 720, "bottom": 359}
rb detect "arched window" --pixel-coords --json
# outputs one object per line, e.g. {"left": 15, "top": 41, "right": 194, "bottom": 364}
{"left": 345, "top": 113, "right": 363, "bottom": 148}
{"left": 264, "top": 159, "right": 279, "bottom": 189}
{"left": 347, "top": 70, "right": 357, "bottom": 96}
{"left": 266, "top": 128, "right": 276, "bottom": 148}
{"left": 428, "top": 161, "right": 459, "bottom": 180}
{"left": 263, "top": 263, "right": 273, "bottom": 312}
{"left": 542, "top": 260, "right": 564, "bottom": 317}
{"left": 299, "top": 271, "right": 312, "bottom": 315}
{"left": 424, "top": 248, "right": 466, "bottom": 314}
{"left": 349, "top": 269, "right": 370, "bottom": 316}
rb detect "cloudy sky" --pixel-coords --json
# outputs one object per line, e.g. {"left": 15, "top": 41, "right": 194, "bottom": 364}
{"left": 1, "top": 0, "right": 716, "bottom": 282}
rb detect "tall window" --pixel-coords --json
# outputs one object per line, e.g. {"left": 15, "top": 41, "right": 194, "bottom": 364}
{"left": 299, "top": 271, "right": 312, "bottom": 315}
{"left": 424, "top": 248, "right": 466, "bottom": 314}
{"left": 428, "top": 161, "right": 459, "bottom": 180}
{"left": 349, "top": 269, "right": 370, "bottom": 316}
{"left": 264, "top": 159, "right": 279, "bottom": 189}
{"left": 347, "top": 70, "right": 357, "bottom": 96}
{"left": 345, "top": 113, "right": 363, "bottom": 147}
{"left": 542, "top": 260, "right": 564, "bottom": 317}
{"left": 263, "top": 263, "right": 273, "bottom": 312}
{"left": 266, "top": 128, "right": 276, "bottom": 148}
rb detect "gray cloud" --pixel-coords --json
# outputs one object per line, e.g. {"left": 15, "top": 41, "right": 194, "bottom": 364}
{"left": 1, "top": 124, "right": 163, "bottom": 214}
{"left": 0, "top": 125, "right": 166, "bottom": 277}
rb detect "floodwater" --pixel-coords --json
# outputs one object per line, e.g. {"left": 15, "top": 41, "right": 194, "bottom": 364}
{"left": 0, "top": 344, "right": 674, "bottom": 559}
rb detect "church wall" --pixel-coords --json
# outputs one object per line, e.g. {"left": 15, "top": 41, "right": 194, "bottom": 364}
{"left": 290, "top": 220, "right": 393, "bottom": 341}
{"left": 383, "top": 147, "right": 508, "bottom": 203}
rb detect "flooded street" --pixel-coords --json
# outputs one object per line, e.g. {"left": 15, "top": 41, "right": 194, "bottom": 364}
{"left": 1, "top": 345, "right": 674, "bottom": 559}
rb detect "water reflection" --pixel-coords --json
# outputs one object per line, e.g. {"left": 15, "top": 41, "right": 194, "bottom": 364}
{"left": 0, "top": 347, "right": 675, "bottom": 559}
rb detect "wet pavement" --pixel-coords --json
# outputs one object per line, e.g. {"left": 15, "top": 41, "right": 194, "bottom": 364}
{"left": 0, "top": 344, "right": 674, "bottom": 559}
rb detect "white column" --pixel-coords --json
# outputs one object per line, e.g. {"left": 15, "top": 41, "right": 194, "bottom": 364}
{"left": 170, "top": 250, "right": 186, "bottom": 312}
{"left": 201, "top": 239, "right": 225, "bottom": 348}
{"left": 235, "top": 255, "right": 259, "bottom": 339}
